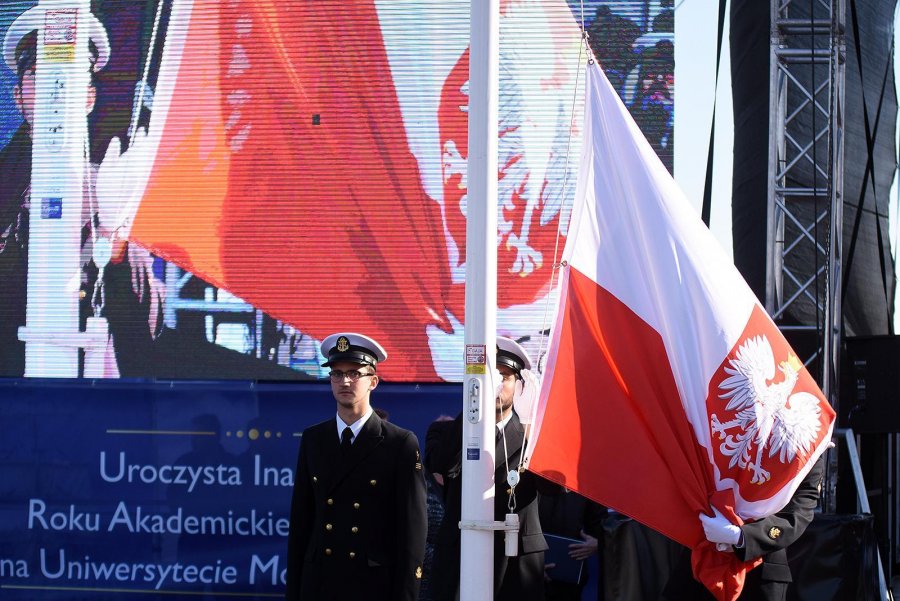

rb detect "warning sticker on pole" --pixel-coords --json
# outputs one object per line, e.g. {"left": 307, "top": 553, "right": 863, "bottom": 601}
{"left": 465, "top": 344, "right": 486, "bottom": 374}
{"left": 43, "top": 8, "right": 78, "bottom": 63}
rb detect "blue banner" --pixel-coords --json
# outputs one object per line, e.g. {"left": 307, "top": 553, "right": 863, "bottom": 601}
{"left": 0, "top": 379, "right": 459, "bottom": 599}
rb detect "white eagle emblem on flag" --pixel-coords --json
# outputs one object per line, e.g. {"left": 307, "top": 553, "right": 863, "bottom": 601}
{"left": 710, "top": 335, "right": 823, "bottom": 485}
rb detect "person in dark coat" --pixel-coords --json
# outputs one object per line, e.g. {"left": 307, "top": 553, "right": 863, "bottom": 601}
{"left": 662, "top": 456, "right": 825, "bottom": 601}
{"left": 285, "top": 333, "right": 427, "bottom": 601}
{"left": 539, "top": 490, "right": 607, "bottom": 600}
{"left": 426, "top": 336, "right": 552, "bottom": 601}
{"left": 0, "top": 12, "right": 162, "bottom": 378}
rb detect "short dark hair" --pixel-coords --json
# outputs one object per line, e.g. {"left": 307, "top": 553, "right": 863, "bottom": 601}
{"left": 15, "top": 30, "right": 100, "bottom": 85}
{"left": 14, "top": 30, "right": 36, "bottom": 82}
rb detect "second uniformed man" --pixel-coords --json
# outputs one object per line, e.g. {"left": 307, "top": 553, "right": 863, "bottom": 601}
{"left": 285, "top": 333, "right": 427, "bottom": 601}
{"left": 426, "top": 337, "right": 553, "bottom": 601}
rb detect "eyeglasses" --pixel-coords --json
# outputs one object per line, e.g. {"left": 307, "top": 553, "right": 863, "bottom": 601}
{"left": 329, "top": 369, "right": 376, "bottom": 382}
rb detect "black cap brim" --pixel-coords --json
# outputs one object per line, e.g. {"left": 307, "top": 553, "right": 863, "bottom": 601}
{"left": 496, "top": 349, "right": 524, "bottom": 373}
{"left": 321, "top": 349, "right": 377, "bottom": 368}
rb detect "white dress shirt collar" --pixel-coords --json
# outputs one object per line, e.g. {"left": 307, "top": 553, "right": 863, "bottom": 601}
{"left": 497, "top": 411, "right": 513, "bottom": 433}
{"left": 336, "top": 407, "right": 374, "bottom": 444}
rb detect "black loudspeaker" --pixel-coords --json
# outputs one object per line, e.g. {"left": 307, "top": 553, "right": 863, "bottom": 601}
{"left": 842, "top": 336, "right": 900, "bottom": 433}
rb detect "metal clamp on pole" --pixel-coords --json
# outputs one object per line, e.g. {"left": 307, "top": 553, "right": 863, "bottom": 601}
{"left": 18, "top": 318, "right": 111, "bottom": 350}
{"left": 459, "top": 512, "right": 520, "bottom": 557}
{"left": 467, "top": 379, "right": 481, "bottom": 424}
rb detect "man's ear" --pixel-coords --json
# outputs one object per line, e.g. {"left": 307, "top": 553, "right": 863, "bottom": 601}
{"left": 86, "top": 84, "right": 97, "bottom": 115}
{"left": 369, "top": 374, "right": 379, "bottom": 391}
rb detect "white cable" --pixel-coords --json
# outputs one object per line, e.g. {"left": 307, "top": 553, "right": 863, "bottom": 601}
{"left": 85, "top": 135, "right": 106, "bottom": 316}
{"left": 500, "top": 421, "right": 516, "bottom": 512}
{"left": 128, "top": 0, "right": 164, "bottom": 144}
{"left": 519, "top": 23, "right": 590, "bottom": 470}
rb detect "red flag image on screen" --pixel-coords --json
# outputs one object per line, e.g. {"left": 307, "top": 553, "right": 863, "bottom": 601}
{"left": 114, "top": 0, "right": 585, "bottom": 380}
{"left": 126, "top": 0, "right": 451, "bottom": 380}
{"left": 527, "top": 63, "right": 835, "bottom": 600}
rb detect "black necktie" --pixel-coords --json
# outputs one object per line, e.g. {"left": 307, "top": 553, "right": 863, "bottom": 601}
{"left": 341, "top": 427, "right": 353, "bottom": 454}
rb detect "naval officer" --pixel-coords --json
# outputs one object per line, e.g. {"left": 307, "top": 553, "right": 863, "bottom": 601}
{"left": 426, "top": 337, "right": 552, "bottom": 601}
{"left": 285, "top": 333, "right": 427, "bottom": 601}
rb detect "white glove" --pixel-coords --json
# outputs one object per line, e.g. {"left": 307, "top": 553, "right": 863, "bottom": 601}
{"left": 513, "top": 369, "right": 539, "bottom": 424}
{"left": 96, "top": 127, "right": 154, "bottom": 238}
{"left": 700, "top": 507, "right": 742, "bottom": 551}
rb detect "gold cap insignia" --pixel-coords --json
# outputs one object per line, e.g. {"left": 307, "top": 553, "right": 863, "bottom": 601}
{"left": 768, "top": 526, "right": 782, "bottom": 540}
{"left": 336, "top": 336, "right": 350, "bottom": 352}
{"left": 415, "top": 566, "right": 422, "bottom": 579}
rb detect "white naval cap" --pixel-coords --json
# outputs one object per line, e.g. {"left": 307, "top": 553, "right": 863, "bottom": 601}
{"left": 321, "top": 333, "right": 388, "bottom": 368}
{"left": 3, "top": 6, "right": 110, "bottom": 73}
{"left": 496, "top": 336, "right": 531, "bottom": 372}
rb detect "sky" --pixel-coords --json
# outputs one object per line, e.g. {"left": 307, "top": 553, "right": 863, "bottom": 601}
{"left": 673, "top": 0, "right": 733, "bottom": 256}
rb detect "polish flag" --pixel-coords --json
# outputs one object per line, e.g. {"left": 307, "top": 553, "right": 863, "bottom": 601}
{"left": 527, "top": 62, "right": 835, "bottom": 600}
{"left": 120, "top": 0, "right": 452, "bottom": 380}
{"left": 103, "top": 0, "right": 583, "bottom": 381}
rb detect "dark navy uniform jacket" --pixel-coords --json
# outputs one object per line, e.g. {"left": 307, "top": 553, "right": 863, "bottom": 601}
{"left": 662, "top": 456, "right": 825, "bottom": 601}
{"left": 285, "top": 411, "right": 427, "bottom": 601}
{"left": 426, "top": 411, "right": 552, "bottom": 601}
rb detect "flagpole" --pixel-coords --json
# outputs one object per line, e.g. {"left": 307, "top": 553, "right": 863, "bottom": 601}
{"left": 20, "top": 0, "right": 101, "bottom": 377}
{"left": 460, "top": 0, "right": 499, "bottom": 598}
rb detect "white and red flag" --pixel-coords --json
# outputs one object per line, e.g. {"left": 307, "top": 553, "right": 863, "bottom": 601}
{"left": 97, "top": 0, "right": 583, "bottom": 381}
{"left": 527, "top": 62, "right": 835, "bottom": 600}
{"left": 113, "top": 0, "right": 457, "bottom": 381}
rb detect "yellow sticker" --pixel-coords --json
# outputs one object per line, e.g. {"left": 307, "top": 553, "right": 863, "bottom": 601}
{"left": 465, "top": 365, "right": 486, "bottom": 374}
{"left": 44, "top": 44, "right": 75, "bottom": 63}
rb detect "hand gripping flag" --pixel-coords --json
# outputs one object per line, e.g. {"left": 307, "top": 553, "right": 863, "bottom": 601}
{"left": 527, "top": 62, "right": 835, "bottom": 600}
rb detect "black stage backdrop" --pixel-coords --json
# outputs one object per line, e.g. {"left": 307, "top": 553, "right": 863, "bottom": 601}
{"left": 730, "top": 0, "right": 897, "bottom": 338}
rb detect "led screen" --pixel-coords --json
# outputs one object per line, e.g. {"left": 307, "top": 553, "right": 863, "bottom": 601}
{"left": 0, "top": 0, "right": 673, "bottom": 382}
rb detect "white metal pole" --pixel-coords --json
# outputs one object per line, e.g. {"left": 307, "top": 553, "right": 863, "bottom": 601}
{"left": 23, "top": 0, "right": 95, "bottom": 377}
{"left": 461, "top": 0, "right": 499, "bottom": 599}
